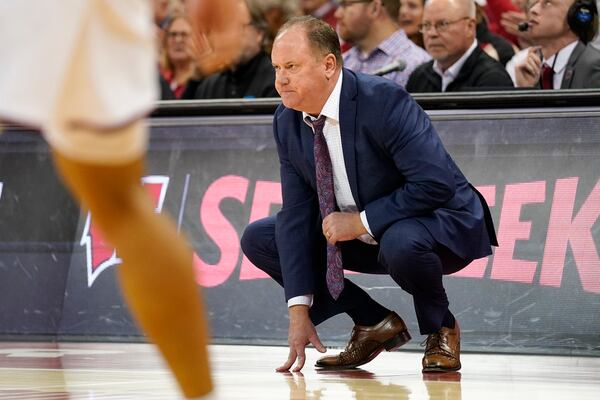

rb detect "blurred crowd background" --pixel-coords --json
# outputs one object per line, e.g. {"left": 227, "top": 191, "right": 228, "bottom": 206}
{"left": 154, "top": 0, "right": 600, "bottom": 100}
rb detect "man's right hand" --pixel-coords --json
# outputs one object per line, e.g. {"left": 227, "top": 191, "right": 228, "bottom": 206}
{"left": 276, "top": 305, "right": 326, "bottom": 372}
{"left": 515, "top": 46, "right": 542, "bottom": 87}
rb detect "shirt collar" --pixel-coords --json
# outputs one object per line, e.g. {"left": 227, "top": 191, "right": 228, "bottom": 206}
{"left": 303, "top": 70, "right": 343, "bottom": 126}
{"left": 433, "top": 39, "right": 478, "bottom": 78}
{"left": 544, "top": 40, "right": 578, "bottom": 74}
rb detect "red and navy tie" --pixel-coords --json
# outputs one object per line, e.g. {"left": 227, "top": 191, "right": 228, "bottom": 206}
{"left": 309, "top": 115, "right": 344, "bottom": 300}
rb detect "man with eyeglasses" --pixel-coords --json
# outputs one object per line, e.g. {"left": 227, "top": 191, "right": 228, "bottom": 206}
{"left": 406, "top": 0, "right": 513, "bottom": 92}
{"left": 335, "top": 0, "right": 431, "bottom": 87}
{"left": 514, "top": 0, "right": 600, "bottom": 89}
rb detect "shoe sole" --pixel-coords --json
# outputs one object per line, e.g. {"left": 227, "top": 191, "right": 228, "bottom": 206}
{"left": 315, "top": 330, "right": 412, "bottom": 370}
{"left": 422, "top": 363, "right": 462, "bottom": 373}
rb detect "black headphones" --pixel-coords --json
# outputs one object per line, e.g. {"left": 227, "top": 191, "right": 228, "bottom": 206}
{"left": 567, "top": 0, "right": 598, "bottom": 43}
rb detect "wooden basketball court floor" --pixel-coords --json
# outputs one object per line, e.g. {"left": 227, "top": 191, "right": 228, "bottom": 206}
{"left": 0, "top": 342, "right": 598, "bottom": 399}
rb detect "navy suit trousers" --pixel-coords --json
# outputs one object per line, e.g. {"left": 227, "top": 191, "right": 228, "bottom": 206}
{"left": 241, "top": 214, "right": 472, "bottom": 334}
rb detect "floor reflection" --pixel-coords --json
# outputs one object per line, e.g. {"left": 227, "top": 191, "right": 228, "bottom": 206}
{"left": 282, "top": 368, "right": 411, "bottom": 399}
{"left": 423, "top": 372, "right": 462, "bottom": 400}
{"left": 280, "top": 368, "right": 464, "bottom": 400}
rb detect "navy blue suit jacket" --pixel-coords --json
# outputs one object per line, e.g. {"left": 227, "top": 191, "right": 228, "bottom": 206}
{"left": 273, "top": 69, "right": 495, "bottom": 301}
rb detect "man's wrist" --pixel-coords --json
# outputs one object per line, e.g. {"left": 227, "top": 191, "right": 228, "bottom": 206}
{"left": 288, "top": 304, "right": 310, "bottom": 321}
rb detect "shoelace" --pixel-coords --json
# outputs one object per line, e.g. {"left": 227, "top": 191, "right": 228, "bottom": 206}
{"left": 420, "top": 332, "right": 455, "bottom": 358}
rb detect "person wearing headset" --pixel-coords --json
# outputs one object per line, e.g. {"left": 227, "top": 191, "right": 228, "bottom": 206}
{"left": 514, "top": 0, "right": 600, "bottom": 88}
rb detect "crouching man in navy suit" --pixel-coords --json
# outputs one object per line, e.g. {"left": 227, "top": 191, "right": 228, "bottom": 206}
{"left": 241, "top": 15, "right": 497, "bottom": 373}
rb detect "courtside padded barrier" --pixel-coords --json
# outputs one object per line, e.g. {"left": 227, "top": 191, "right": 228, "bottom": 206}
{"left": 0, "top": 92, "right": 599, "bottom": 355}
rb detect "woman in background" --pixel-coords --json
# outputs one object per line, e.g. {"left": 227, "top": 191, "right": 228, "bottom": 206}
{"left": 399, "top": 0, "right": 425, "bottom": 48}
{"left": 159, "top": 13, "right": 202, "bottom": 99}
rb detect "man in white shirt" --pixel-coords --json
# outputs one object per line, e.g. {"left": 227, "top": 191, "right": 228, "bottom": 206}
{"left": 515, "top": 0, "right": 600, "bottom": 89}
{"left": 406, "top": 0, "right": 513, "bottom": 92}
{"left": 242, "top": 16, "right": 497, "bottom": 374}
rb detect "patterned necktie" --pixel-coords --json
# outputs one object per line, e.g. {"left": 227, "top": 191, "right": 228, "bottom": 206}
{"left": 309, "top": 115, "right": 344, "bottom": 300}
{"left": 541, "top": 64, "right": 554, "bottom": 90}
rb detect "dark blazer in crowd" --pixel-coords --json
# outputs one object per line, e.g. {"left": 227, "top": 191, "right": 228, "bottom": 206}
{"left": 558, "top": 42, "right": 600, "bottom": 89}
{"left": 193, "top": 51, "right": 278, "bottom": 99}
{"left": 406, "top": 46, "right": 514, "bottom": 92}
{"left": 159, "top": 74, "right": 202, "bottom": 100}
{"left": 159, "top": 74, "right": 175, "bottom": 100}
{"left": 477, "top": 20, "right": 516, "bottom": 67}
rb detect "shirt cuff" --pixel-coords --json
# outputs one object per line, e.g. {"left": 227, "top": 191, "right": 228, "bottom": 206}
{"left": 360, "top": 210, "right": 374, "bottom": 237}
{"left": 287, "top": 295, "right": 313, "bottom": 308}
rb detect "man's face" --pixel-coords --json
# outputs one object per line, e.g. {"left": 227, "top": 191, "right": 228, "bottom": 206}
{"left": 526, "top": 0, "right": 573, "bottom": 43}
{"left": 234, "top": 0, "right": 264, "bottom": 66}
{"left": 271, "top": 27, "right": 331, "bottom": 113}
{"left": 421, "top": 0, "right": 475, "bottom": 67}
{"left": 399, "top": 0, "right": 425, "bottom": 37}
{"left": 165, "top": 18, "right": 193, "bottom": 63}
{"left": 334, "top": 0, "right": 374, "bottom": 44}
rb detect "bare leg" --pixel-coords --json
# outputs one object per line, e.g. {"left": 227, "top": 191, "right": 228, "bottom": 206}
{"left": 52, "top": 143, "right": 212, "bottom": 398}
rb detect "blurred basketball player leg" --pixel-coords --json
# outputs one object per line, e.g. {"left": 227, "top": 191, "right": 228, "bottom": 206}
{"left": 0, "top": 0, "right": 246, "bottom": 397}
{"left": 51, "top": 122, "right": 211, "bottom": 399}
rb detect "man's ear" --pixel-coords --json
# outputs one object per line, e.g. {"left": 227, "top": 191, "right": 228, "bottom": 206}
{"left": 324, "top": 53, "right": 337, "bottom": 79}
{"left": 370, "top": 0, "right": 383, "bottom": 17}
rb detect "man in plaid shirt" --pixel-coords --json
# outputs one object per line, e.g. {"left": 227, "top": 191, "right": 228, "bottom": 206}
{"left": 335, "top": 0, "right": 431, "bottom": 87}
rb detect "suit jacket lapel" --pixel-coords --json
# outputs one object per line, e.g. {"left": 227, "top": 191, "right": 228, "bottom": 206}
{"left": 339, "top": 69, "right": 361, "bottom": 209}
{"left": 561, "top": 41, "right": 585, "bottom": 89}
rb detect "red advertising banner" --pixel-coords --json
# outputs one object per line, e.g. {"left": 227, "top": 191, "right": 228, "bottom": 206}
{"left": 0, "top": 107, "right": 598, "bottom": 355}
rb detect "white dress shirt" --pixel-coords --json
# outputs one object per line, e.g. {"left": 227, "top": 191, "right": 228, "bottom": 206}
{"left": 288, "top": 71, "right": 376, "bottom": 308}
{"left": 433, "top": 40, "right": 478, "bottom": 92}
{"left": 542, "top": 40, "right": 578, "bottom": 89}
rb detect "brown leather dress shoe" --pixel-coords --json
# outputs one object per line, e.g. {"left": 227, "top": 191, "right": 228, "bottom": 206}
{"left": 422, "top": 321, "right": 461, "bottom": 372}
{"left": 316, "top": 312, "right": 411, "bottom": 369}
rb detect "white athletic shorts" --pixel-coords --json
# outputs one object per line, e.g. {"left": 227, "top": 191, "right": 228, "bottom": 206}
{"left": 0, "top": 0, "right": 157, "bottom": 164}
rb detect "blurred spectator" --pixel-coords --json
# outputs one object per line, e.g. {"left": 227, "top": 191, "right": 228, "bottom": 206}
{"left": 337, "top": 0, "right": 430, "bottom": 87}
{"left": 399, "top": 0, "right": 426, "bottom": 48}
{"left": 592, "top": 0, "right": 600, "bottom": 49}
{"left": 514, "top": 0, "right": 600, "bottom": 89}
{"left": 154, "top": 0, "right": 187, "bottom": 63}
{"left": 154, "top": 0, "right": 172, "bottom": 29}
{"left": 483, "top": 0, "right": 522, "bottom": 44}
{"left": 476, "top": 2, "right": 518, "bottom": 65}
{"left": 499, "top": 0, "right": 534, "bottom": 48}
{"left": 300, "top": 0, "right": 353, "bottom": 50}
{"left": 299, "top": 0, "right": 339, "bottom": 26}
{"left": 154, "top": 0, "right": 171, "bottom": 61}
{"left": 406, "top": 0, "right": 514, "bottom": 91}
{"left": 193, "top": 0, "right": 277, "bottom": 98}
{"left": 251, "top": 0, "right": 300, "bottom": 53}
{"left": 159, "top": 14, "right": 202, "bottom": 99}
